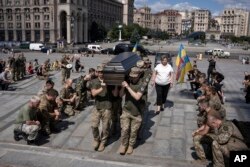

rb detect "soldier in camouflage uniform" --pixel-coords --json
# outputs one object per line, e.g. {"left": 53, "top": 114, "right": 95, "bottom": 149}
{"left": 10, "top": 55, "right": 17, "bottom": 81}
{"left": 14, "top": 96, "right": 41, "bottom": 144}
{"left": 60, "top": 55, "right": 71, "bottom": 84}
{"left": 38, "top": 89, "right": 60, "bottom": 135}
{"left": 75, "top": 68, "right": 96, "bottom": 109}
{"left": 89, "top": 65, "right": 115, "bottom": 152}
{"left": 60, "top": 79, "right": 79, "bottom": 116}
{"left": 206, "top": 110, "right": 248, "bottom": 167}
{"left": 20, "top": 53, "right": 26, "bottom": 78}
{"left": 37, "top": 80, "right": 59, "bottom": 97}
{"left": 118, "top": 67, "right": 147, "bottom": 155}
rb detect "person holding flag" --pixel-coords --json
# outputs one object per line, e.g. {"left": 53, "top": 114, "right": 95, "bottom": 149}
{"left": 175, "top": 44, "right": 193, "bottom": 83}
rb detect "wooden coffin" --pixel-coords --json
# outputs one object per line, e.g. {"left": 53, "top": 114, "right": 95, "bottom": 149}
{"left": 103, "top": 52, "right": 141, "bottom": 85}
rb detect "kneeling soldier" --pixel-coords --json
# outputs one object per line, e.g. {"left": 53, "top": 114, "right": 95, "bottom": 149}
{"left": 14, "top": 96, "right": 41, "bottom": 144}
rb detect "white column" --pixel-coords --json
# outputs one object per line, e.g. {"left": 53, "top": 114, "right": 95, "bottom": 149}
{"left": 84, "top": 13, "right": 88, "bottom": 42}
{"left": 66, "top": 15, "right": 71, "bottom": 44}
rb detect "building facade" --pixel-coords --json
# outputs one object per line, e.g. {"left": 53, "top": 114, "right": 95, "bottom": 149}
{"left": 119, "top": 0, "right": 134, "bottom": 25}
{"left": 0, "top": 0, "right": 88, "bottom": 43}
{"left": 133, "top": 7, "right": 151, "bottom": 29}
{"left": 192, "top": 9, "right": 211, "bottom": 32}
{"left": 87, "top": 0, "right": 123, "bottom": 31}
{"left": 220, "top": 8, "right": 250, "bottom": 37}
{"left": 151, "top": 10, "right": 182, "bottom": 36}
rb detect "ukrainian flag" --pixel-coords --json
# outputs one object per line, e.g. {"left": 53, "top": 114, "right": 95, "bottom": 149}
{"left": 132, "top": 43, "right": 138, "bottom": 52}
{"left": 176, "top": 44, "right": 192, "bottom": 83}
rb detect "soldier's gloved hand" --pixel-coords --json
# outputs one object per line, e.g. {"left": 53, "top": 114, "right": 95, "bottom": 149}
{"left": 122, "top": 81, "right": 128, "bottom": 88}
{"left": 101, "top": 82, "right": 106, "bottom": 87}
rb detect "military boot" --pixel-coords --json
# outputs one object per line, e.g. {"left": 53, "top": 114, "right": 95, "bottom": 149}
{"left": 97, "top": 142, "right": 105, "bottom": 152}
{"left": 119, "top": 145, "right": 127, "bottom": 155}
{"left": 126, "top": 146, "right": 134, "bottom": 155}
{"left": 92, "top": 140, "right": 100, "bottom": 151}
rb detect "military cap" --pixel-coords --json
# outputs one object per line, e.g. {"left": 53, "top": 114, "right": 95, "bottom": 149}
{"left": 136, "top": 60, "right": 145, "bottom": 68}
{"left": 129, "top": 67, "right": 141, "bottom": 77}
{"left": 96, "top": 65, "right": 104, "bottom": 72}
{"left": 142, "top": 57, "right": 151, "bottom": 64}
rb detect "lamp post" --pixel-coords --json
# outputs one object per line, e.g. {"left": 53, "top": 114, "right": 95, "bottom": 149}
{"left": 118, "top": 25, "right": 122, "bottom": 41}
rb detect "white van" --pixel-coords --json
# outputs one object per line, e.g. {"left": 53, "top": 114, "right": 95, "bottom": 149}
{"left": 87, "top": 45, "right": 103, "bottom": 53}
{"left": 29, "top": 43, "right": 44, "bottom": 51}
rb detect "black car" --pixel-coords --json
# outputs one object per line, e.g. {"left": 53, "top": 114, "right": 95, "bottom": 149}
{"left": 113, "top": 43, "right": 147, "bottom": 56}
{"left": 101, "top": 48, "right": 114, "bottom": 54}
{"left": 154, "top": 52, "right": 173, "bottom": 67}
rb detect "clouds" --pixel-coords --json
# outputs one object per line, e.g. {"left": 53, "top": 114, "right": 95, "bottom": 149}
{"left": 215, "top": 0, "right": 250, "bottom": 9}
{"left": 134, "top": 0, "right": 200, "bottom": 13}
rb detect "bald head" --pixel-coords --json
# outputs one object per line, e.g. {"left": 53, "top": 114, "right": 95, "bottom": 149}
{"left": 65, "top": 79, "right": 73, "bottom": 87}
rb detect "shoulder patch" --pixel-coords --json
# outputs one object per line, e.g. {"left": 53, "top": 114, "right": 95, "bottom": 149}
{"left": 140, "top": 87, "right": 145, "bottom": 92}
{"left": 223, "top": 126, "right": 228, "bottom": 131}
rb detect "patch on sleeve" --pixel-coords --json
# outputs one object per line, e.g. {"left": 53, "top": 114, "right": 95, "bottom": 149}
{"left": 223, "top": 126, "right": 228, "bottom": 131}
{"left": 140, "top": 86, "right": 145, "bottom": 92}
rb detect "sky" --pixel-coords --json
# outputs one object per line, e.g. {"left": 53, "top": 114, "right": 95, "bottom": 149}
{"left": 134, "top": 0, "right": 250, "bottom": 16}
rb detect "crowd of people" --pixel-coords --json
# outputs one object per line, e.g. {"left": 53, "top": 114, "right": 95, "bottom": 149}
{"left": 2, "top": 51, "right": 248, "bottom": 164}
{"left": 190, "top": 56, "right": 249, "bottom": 166}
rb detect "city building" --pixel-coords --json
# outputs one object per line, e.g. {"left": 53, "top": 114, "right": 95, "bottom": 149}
{"left": 151, "top": 9, "right": 182, "bottom": 36}
{"left": 0, "top": 0, "right": 88, "bottom": 44}
{"left": 87, "top": 0, "right": 123, "bottom": 31}
{"left": 192, "top": 9, "right": 211, "bottom": 32}
{"left": 118, "top": 0, "right": 134, "bottom": 25}
{"left": 133, "top": 6, "right": 151, "bottom": 29}
{"left": 220, "top": 8, "right": 250, "bottom": 37}
{"left": 181, "top": 19, "right": 192, "bottom": 35}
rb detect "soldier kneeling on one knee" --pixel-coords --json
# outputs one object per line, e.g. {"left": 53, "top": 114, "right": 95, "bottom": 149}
{"left": 14, "top": 96, "right": 41, "bottom": 145}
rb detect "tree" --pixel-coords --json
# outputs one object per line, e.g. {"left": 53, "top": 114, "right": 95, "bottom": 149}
{"left": 130, "top": 29, "right": 140, "bottom": 44}
{"left": 89, "top": 21, "right": 107, "bottom": 42}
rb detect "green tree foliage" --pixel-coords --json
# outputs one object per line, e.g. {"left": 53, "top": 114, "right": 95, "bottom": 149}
{"left": 89, "top": 21, "right": 107, "bottom": 42}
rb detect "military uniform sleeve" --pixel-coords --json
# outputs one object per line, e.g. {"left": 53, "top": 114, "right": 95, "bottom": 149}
{"left": 90, "top": 80, "right": 100, "bottom": 90}
{"left": 138, "top": 82, "right": 147, "bottom": 94}
{"left": 60, "top": 88, "right": 66, "bottom": 99}
{"left": 22, "top": 108, "right": 31, "bottom": 121}
{"left": 217, "top": 124, "right": 233, "bottom": 144}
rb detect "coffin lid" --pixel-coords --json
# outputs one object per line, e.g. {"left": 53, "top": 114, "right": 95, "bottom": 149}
{"left": 103, "top": 52, "right": 141, "bottom": 73}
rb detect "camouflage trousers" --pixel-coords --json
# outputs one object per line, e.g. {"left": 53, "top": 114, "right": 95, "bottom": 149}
{"left": 120, "top": 111, "right": 142, "bottom": 147}
{"left": 212, "top": 139, "right": 248, "bottom": 167}
{"left": 91, "top": 107, "right": 111, "bottom": 144}
{"left": 15, "top": 123, "right": 41, "bottom": 140}
{"left": 193, "top": 134, "right": 213, "bottom": 160}
{"left": 61, "top": 68, "right": 71, "bottom": 84}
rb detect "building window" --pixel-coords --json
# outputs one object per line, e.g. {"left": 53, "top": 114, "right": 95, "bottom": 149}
{"left": 35, "top": 22, "right": 40, "bottom": 28}
{"left": 34, "top": 15, "right": 40, "bottom": 20}
{"left": 34, "top": 0, "right": 40, "bottom": 5}
{"left": 25, "top": 14, "right": 30, "bottom": 20}
{"left": 16, "top": 14, "right": 21, "bottom": 21}
{"left": 24, "top": 0, "right": 30, "bottom": 5}
{"left": 0, "top": 0, "right": 3, "bottom": 5}
{"left": 15, "top": 0, "right": 20, "bottom": 5}
{"left": 34, "top": 8, "right": 40, "bottom": 13}
{"left": 44, "top": 0, "right": 49, "bottom": 5}
{"left": 8, "top": 23, "right": 13, "bottom": 28}
{"left": 6, "top": 0, "right": 12, "bottom": 6}
{"left": 26, "top": 22, "right": 31, "bottom": 28}
{"left": 43, "top": 7, "right": 49, "bottom": 13}
{"left": 44, "top": 22, "right": 49, "bottom": 28}
{"left": 8, "top": 15, "right": 13, "bottom": 21}
{"left": 0, "top": 14, "right": 3, "bottom": 21}
{"left": 0, "top": 23, "right": 4, "bottom": 28}
{"left": 60, "top": 0, "right": 66, "bottom": 3}
{"left": 44, "top": 15, "right": 49, "bottom": 20}
{"left": 16, "top": 22, "right": 21, "bottom": 28}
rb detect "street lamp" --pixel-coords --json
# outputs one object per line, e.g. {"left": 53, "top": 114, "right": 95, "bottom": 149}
{"left": 118, "top": 25, "right": 122, "bottom": 41}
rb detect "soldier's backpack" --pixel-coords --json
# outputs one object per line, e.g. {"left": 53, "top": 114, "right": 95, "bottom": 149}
{"left": 232, "top": 119, "right": 250, "bottom": 148}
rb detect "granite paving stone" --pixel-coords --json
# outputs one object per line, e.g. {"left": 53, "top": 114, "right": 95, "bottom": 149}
{"left": 152, "top": 139, "right": 172, "bottom": 158}
{"left": 172, "top": 116, "right": 184, "bottom": 124}
{"left": 155, "top": 126, "right": 171, "bottom": 140}
{"left": 159, "top": 117, "right": 171, "bottom": 127}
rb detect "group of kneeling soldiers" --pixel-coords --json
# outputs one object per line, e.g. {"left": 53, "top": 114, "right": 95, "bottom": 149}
{"left": 191, "top": 66, "right": 249, "bottom": 167}
{"left": 13, "top": 56, "right": 152, "bottom": 155}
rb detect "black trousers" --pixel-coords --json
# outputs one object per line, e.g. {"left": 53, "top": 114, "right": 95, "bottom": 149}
{"left": 155, "top": 83, "right": 170, "bottom": 106}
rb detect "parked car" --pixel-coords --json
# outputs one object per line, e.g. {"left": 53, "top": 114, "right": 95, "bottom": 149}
{"left": 29, "top": 43, "right": 44, "bottom": 51}
{"left": 113, "top": 43, "right": 147, "bottom": 56}
{"left": 19, "top": 42, "right": 30, "bottom": 49}
{"left": 154, "top": 52, "right": 173, "bottom": 67}
{"left": 41, "top": 46, "right": 56, "bottom": 53}
{"left": 87, "top": 44, "right": 103, "bottom": 53}
{"left": 101, "top": 48, "right": 114, "bottom": 54}
{"left": 205, "top": 49, "right": 213, "bottom": 55}
{"left": 212, "top": 48, "right": 230, "bottom": 58}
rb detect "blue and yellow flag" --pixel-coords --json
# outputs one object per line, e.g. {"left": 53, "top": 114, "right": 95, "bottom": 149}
{"left": 176, "top": 44, "right": 192, "bottom": 83}
{"left": 132, "top": 43, "right": 138, "bottom": 52}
